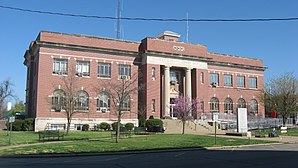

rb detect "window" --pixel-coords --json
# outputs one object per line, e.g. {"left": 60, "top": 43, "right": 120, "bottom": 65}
{"left": 237, "top": 76, "right": 245, "bottom": 88}
{"left": 210, "top": 73, "right": 219, "bottom": 86}
{"left": 170, "top": 71, "right": 179, "bottom": 84}
{"left": 121, "top": 95, "right": 130, "bottom": 111}
{"left": 224, "top": 75, "right": 233, "bottom": 87}
{"left": 97, "top": 92, "right": 110, "bottom": 112}
{"left": 152, "top": 67, "right": 156, "bottom": 80}
{"left": 51, "top": 89, "right": 65, "bottom": 112}
{"left": 199, "top": 100, "right": 204, "bottom": 113}
{"left": 152, "top": 99, "right": 156, "bottom": 112}
{"left": 50, "top": 124, "right": 65, "bottom": 130}
{"left": 249, "top": 77, "right": 257, "bottom": 89}
{"left": 237, "top": 98, "right": 246, "bottom": 108}
{"left": 224, "top": 98, "right": 233, "bottom": 114}
{"left": 210, "top": 97, "right": 219, "bottom": 113}
{"left": 53, "top": 59, "right": 68, "bottom": 75}
{"left": 98, "top": 63, "right": 111, "bottom": 78}
{"left": 76, "top": 61, "right": 90, "bottom": 77}
{"left": 250, "top": 99, "right": 258, "bottom": 114}
{"left": 119, "top": 64, "right": 131, "bottom": 79}
{"left": 200, "top": 72, "right": 204, "bottom": 84}
{"left": 75, "top": 91, "right": 89, "bottom": 111}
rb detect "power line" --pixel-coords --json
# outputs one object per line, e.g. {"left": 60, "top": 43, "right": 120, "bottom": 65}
{"left": 1, "top": 4, "right": 298, "bottom": 22}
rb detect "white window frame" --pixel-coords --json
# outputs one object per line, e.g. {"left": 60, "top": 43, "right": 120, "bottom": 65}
{"left": 76, "top": 61, "right": 90, "bottom": 77}
{"left": 119, "top": 64, "right": 131, "bottom": 79}
{"left": 210, "top": 73, "right": 219, "bottom": 86}
{"left": 224, "top": 74, "right": 232, "bottom": 87}
{"left": 53, "top": 59, "right": 68, "bottom": 75}
{"left": 249, "top": 77, "right": 257, "bottom": 89}
{"left": 237, "top": 76, "right": 245, "bottom": 88}
{"left": 98, "top": 63, "right": 111, "bottom": 78}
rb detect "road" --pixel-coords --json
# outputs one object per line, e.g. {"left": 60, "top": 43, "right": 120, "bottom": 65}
{"left": 1, "top": 144, "right": 298, "bottom": 168}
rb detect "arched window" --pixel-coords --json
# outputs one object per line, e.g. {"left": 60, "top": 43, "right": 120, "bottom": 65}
{"left": 52, "top": 89, "right": 65, "bottom": 112}
{"left": 210, "top": 97, "right": 219, "bottom": 113}
{"left": 97, "top": 92, "right": 110, "bottom": 112}
{"left": 121, "top": 95, "right": 130, "bottom": 111}
{"left": 224, "top": 98, "right": 233, "bottom": 114}
{"left": 75, "top": 90, "right": 89, "bottom": 111}
{"left": 250, "top": 99, "right": 258, "bottom": 114}
{"left": 237, "top": 98, "right": 246, "bottom": 108}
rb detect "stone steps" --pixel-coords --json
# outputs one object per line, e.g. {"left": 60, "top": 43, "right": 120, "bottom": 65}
{"left": 162, "top": 119, "right": 227, "bottom": 135}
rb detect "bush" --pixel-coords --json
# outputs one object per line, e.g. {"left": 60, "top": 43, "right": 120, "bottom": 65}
{"left": 11, "top": 118, "right": 34, "bottom": 131}
{"left": 145, "top": 119, "right": 163, "bottom": 132}
{"left": 82, "top": 124, "right": 89, "bottom": 131}
{"left": 125, "top": 123, "right": 134, "bottom": 131}
{"left": 111, "top": 122, "right": 123, "bottom": 131}
{"left": 139, "top": 116, "right": 146, "bottom": 128}
{"left": 149, "top": 115, "right": 154, "bottom": 119}
{"left": 98, "top": 122, "right": 111, "bottom": 131}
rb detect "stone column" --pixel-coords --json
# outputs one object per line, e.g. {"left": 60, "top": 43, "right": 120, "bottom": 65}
{"left": 164, "top": 66, "right": 170, "bottom": 117}
{"left": 185, "top": 67, "right": 192, "bottom": 99}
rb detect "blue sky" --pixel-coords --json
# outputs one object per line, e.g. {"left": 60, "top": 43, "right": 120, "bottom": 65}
{"left": 0, "top": 0, "right": 297, "bottom": 102}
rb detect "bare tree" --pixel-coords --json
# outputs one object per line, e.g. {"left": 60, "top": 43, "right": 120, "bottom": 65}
{"left": 98, "top": 73, "right": 140, "bottom": 143}
{"left": 0, "top": 79, "right": 15, "bottom": 117}
{"left": 262, "top": 73, "right": 298, "bottom": 125}
{"left": 173, "top": 96, "right": 198, "bottom": 134}
{"left": 51, "top": 67, "right": 81, "bottom": 134}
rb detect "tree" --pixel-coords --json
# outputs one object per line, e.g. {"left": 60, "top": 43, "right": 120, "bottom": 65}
{"left": 262, "top": 73, "right": 298, "bottom": 125}
{"left": 51, "top": 68, "right": 81, "bottom": 134}
{"left": 99, "top": 73, "right": 140, "bottom": 143}
{"left": 9, "top": 101, "right": 25, "bottom": 116}
{"left": 0, "top": 79, "right": 15, "bottom": 117}
{"left": 173, "top": 96, "right": 198, "bottom": 134}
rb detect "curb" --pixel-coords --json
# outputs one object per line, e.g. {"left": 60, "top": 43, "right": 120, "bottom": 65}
{"left": 0, "top": 142, "right": 283, "bottom": 158}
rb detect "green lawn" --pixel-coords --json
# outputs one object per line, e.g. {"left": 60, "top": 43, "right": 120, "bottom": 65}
{"left": 0, "top": 131, "right": 111, "bottom": 146}
{"left": 251, "top": 128, "right": 298, "bottom": 137}
{"left": 0, "top": 132, "right": 274, "bottom": 156}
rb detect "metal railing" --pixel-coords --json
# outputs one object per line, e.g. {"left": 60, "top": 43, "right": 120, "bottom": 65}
{"left": 195, "top": 112, "right": 293, "bottom": 131}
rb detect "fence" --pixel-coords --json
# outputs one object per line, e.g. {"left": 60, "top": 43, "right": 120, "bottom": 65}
{"left": 196, "top": 112, "right": 293, "bottom": 131}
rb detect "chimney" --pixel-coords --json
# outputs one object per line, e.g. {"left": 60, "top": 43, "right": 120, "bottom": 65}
{"left": 157, "top": 31, "right": 180, "bottom": 42}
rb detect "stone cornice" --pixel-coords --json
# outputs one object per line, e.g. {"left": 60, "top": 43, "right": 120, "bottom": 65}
{"left": 34, "top": 41, "right": 139, "bottom": 58}
{"left": 144, "top": 50, "right": 266, "bottom": 71}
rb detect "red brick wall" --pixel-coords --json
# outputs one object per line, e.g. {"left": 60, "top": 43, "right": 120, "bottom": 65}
{"left": 35, "top": 47, "right": 138, "bottom": 120}
{"left": 195, "top": 65, "right": 264, "bottom": 117}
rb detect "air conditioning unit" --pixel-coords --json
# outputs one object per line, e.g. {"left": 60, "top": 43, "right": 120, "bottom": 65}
{"left": 76, "top": 72, "right": 83, "bottom": 77}
{"left": 121, "top": 75, "right": 129, "bottom": 80}
{"left": 100, "top": 107, "right": 107, "bottom": 113}
{"left": 211, "top": 82, "right": 218, "bottom": 87}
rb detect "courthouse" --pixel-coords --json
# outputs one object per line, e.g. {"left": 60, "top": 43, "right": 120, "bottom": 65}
{"left": 24, "top": 31, "right": 266, "bottom": 131}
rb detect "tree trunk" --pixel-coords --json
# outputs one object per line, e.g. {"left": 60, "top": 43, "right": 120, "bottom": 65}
{"left": 66, "top": 117, "right": 71, "bottom": 135}
{"left": 116, "top": 110, "right": 121, "bottom": 143}
{"left": 282, "top": 115, "right": 287, "bottom": 126}
{"left": 182, "top": 120, "right": 185, "bottom": 135}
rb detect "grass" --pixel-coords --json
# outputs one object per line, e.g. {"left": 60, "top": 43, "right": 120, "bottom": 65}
{"left": 0, "top": 132, "right": 274, "bottom": 156}
{"left": 0, "top": 131, "right": 111, "bottom": 146}
{"left": 251, "top": 128, "right": 298, "bottom": 137}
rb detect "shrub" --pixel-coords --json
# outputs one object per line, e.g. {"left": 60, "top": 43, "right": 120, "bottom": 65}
{"left": 125, "top": 123, "right": 134, "bottom": 131}
{"left": 145, "top": 119, "right": 163, "bottom": 132}
{"left": 111, "top": 122, "right": 123, "bottom": 131}
{"left": 98, "top": 122, "right": 111, "bottom": 131}
{"left": 11, "top": 118, "right": 34, "bottom": 131}
{"left": 139, "top": 116, "right": 146, "bottom": 128}
{"left": 149, "top": 115, "right": 154, "bottom": 119}
{"left": 82, "top": 124, "right": 89, "bottom": 131}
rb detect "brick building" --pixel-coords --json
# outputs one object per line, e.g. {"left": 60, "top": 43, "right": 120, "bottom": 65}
{"left": 24, "top": 31, "right": 266, "bottom": 131}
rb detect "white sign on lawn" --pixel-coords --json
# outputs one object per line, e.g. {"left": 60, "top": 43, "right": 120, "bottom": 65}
{"left": 237, "top": 108, "right": 248, "bottom": 133}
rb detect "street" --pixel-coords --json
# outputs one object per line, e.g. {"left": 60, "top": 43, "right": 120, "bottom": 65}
{"left": 1, "top": 143, "right": 298, "bottom": 168}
